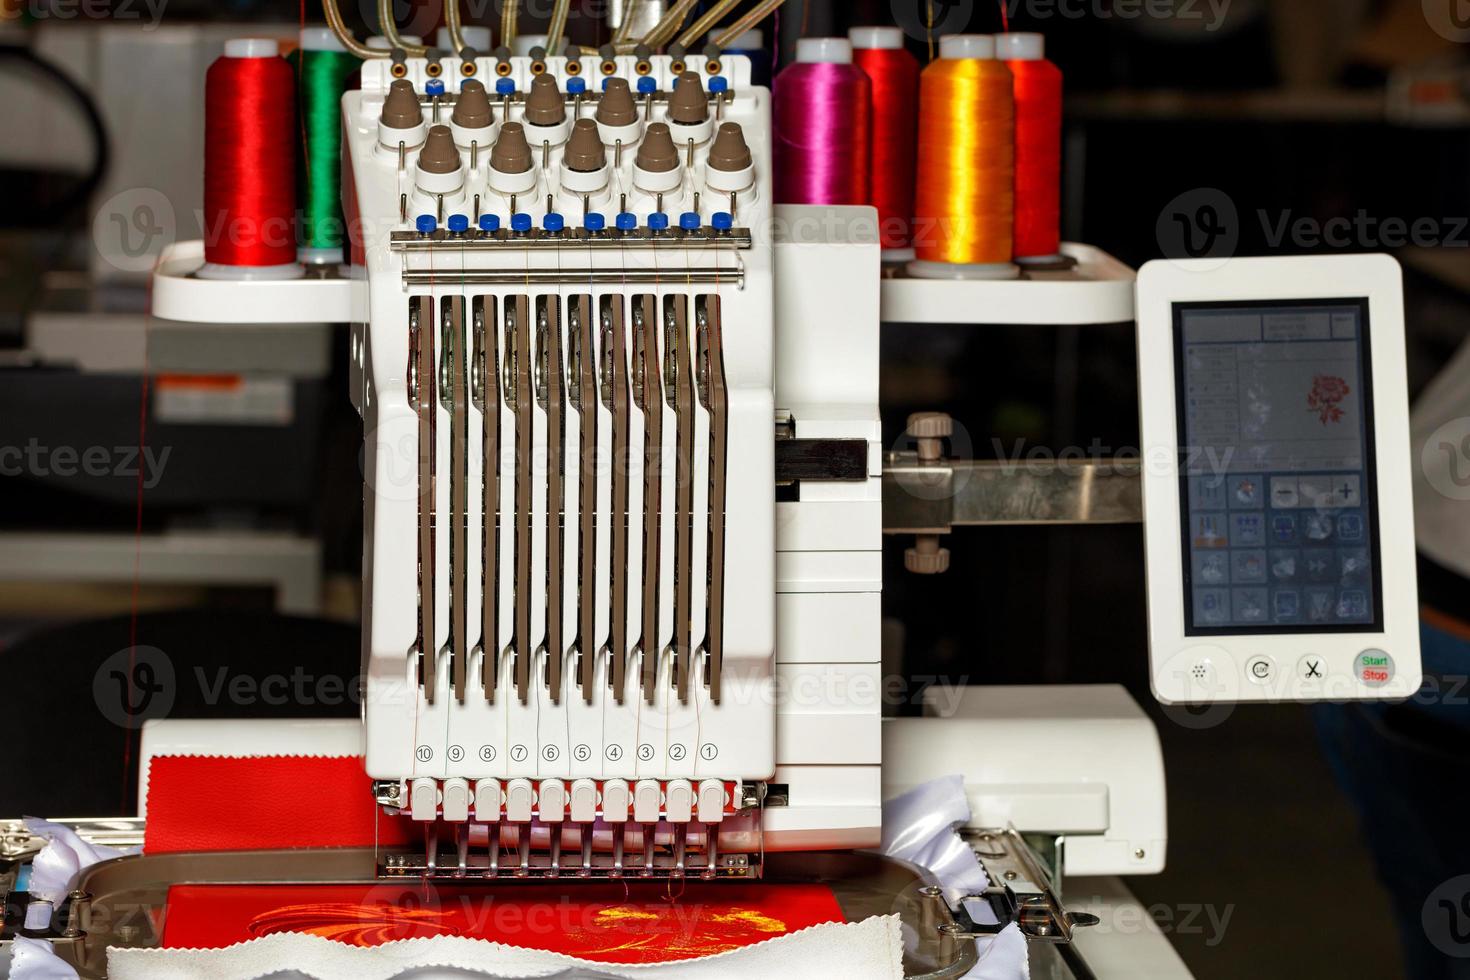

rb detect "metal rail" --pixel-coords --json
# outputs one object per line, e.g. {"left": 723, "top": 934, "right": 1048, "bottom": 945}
{"left": 883, "top": 456, "right": 1143, "bottom": 531}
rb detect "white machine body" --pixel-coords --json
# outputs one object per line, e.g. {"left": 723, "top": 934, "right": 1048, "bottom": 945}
{"left": 883, "top": 685, "right": 1168, "bottom": 876}
{"left": 345, "top": 54, "right": 881, "bottom": 863}
{"left": 1137, "top": 255, "right": 1422, "bottom": 704}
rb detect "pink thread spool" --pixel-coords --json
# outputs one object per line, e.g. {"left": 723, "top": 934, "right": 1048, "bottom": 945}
{"left": 773, "top": 37, "right": 871, "bottom": 206}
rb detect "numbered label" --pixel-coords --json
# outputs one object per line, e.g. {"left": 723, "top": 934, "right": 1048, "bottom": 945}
{"left": 700, "top": 743, "right": 718, "bottom": 761}
{"left": 542, "top": 744, "right": 560, "bottom": 762}
{"left": 573, "top": 743, "right": 592, "bottom": 762}
{"left": 479, "top": 745, "right": 497, "bottom": 762}
{"left": 447, "top": 745, "right": 465, "bottom": 763}
{"left": 606, "top": 744, "right": 624, "bottom": 762}
{"left": 669, "top": 743, "right": 687, "bottom": 762}
{"left": 637, "top": 743, "right": 655, "bottom": 762}
{"left": 415, "top": 745, "right": 433, "bottom": 763}
{"left": 510, "top": 744, "right": 529, "bottom": 763}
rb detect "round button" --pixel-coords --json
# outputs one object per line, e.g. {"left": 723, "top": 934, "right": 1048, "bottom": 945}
{"left": 584, "top": 212, "right": 606, "bottom": 232}
{"left": 616, "top": 212, "right": 637, "bottom": 231}
{"left": 709, "top": 76, "right": 729, "bottom": 94}
{"left": 679, "top": 211, "right": 700, "bottom": 230}
{"left": 711, "top": 211, "right": 734, "bottom": 231}
{"left": 495, "top": 78, "right": 516, "bottom": 95}
{"left": 478, "top": 213, "right": 501, "bottom": 232}
{"left": 510, "top": 213, "right": 533, "bottom": 233}
{"left": 647, "top": 212, "right": 669, "bottom": 231}
{"left": 1297, "top": 655, "right": 1327, "bottom": 683}
{"left": 1355, "top": 649, "right": 1394, "bottom": 688}
{"left": 637, "top": 76, "right": 657, "bottom": 94}
{"left": 415, "top": 214, "right": 437, "bottom": 234}
{"left": 543, "top": 212, "right": 565, "bottom": 232}
{"left": 425, "top": 78, "right": 446, "bottom": 97}
{"left": 446, "top": 213, "right": 469, "bottom": 233}
{"left": 567, "top": 77, "right": 587, "bottom": 95}
{"left": 1246, "top": 655, "right": 1274, "bottom": 684}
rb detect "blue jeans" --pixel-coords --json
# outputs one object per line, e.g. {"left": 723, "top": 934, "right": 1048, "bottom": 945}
{"left": 1316, "top": 619, "right": 1470, "bottom": 979}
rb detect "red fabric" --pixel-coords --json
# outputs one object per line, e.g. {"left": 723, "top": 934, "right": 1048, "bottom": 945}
{"left": 144, "top": 756, "right": 414, "bottom": 854}
{"left": 162, "top": 882, "right": 846, "bottom": 961}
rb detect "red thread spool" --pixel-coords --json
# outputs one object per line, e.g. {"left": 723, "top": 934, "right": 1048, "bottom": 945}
{"left": 851, "top": 26, "right": 920, "bottom": 260}
{"left": 201, "top": 39, "right": 301, "bottom": 279}
{"left": 1000, "top": 32, "right": 1064, "bottom": 264}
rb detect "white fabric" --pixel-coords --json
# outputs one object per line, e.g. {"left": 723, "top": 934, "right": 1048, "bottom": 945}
{"left": 22, "top": 818, "right": 137, "bottom": 930}
{"left": 9, "top": 936, "right": 81, "bottom": 980}
{"left": 878, "top": 776, "right": 1029, "bottom": 980}
{"left": 1411, "top": 331, "right": 1470, "bottom": 579}
{"left": 106, "top": 916, "right": 904, "bottom": 980}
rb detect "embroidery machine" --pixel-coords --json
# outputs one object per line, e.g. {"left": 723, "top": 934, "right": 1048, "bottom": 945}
{"left": 0, "top": 6, "right": 1424, "bottom": 977}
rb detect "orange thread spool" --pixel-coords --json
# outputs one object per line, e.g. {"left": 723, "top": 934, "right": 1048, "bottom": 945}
{"left": 911, "top": 35, "right": 1015, "bottom": 277}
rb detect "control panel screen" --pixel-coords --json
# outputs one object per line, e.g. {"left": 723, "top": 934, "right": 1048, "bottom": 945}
{"left": 1175, "top": 299, "right": 1382, "bottom": 635}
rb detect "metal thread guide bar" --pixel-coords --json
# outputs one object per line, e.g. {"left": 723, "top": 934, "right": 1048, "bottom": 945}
{"left": 390, "top": 228, "right": 754, "bottom": 250}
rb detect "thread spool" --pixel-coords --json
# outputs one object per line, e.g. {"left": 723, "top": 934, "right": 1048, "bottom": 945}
{"left": 366, "top": 34, "right": 422, "bottom": 51}
{"left": 773, "top": 37, "right": 871, "bottom": 207}
{"left": 436, "top": 25, "right": 492, "bottom": 54}
{"left": 999, "top": 32, "right": 1067, "bottom": 268}
{"left": 298, "top": 27, "right": 360, "bottom": 266}
{"left": 909, "top": 34, "right": 1017, "bottom": 281}
{"left": 723, "top": 28, "right": 771, "bottom": 89}
{"left": 851, "top": 26, "right": 919, "bottom": 263}
{"left": 200, "top": 38, "right": 301, "bottom": 280}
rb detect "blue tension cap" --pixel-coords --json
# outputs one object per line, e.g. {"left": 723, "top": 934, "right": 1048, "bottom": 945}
{"left": 511, "top": 213, "right": 533, "bottom": 233}
{"left": 478, "top": 213, "right": 501, "bottom": 232}
{"left": 709, "top": 76, "right": 729, "bottom": 94}
{"left": 616, "top": 212, "right": 638, "bottom": 231}
{"left": 415, "top": 214, "right": 437, "bottom": 234}
{"left": 567, "top": 76, "right": 587, "bottom": 95}
{"left": 584, "top": 212, "right": 606, "bottom": 232}
{"left": 636, "top": 76, "right": 657, "bottom": 94}
{"left": 495, "top": 77, "right": 516, "bottom": 95}
{"left": 425, "top": 78, "right": 446, "bottom": 97}
{"left": 543, "top": 212, "right": 565, "bottom": 232}
{"left": 679, "top": 211, "right": 700, "bottom": 230}
{"left": 447, "top": 213, "right": 470, "bottom": 233}
{"left": 711, "top": 211, "right": 734, "bottom": 231}
{"left": 601, "top": 77, "right": 615, "bottom": 91}
{"left": 647, "top": 212, "right": 669, "bottom": 231}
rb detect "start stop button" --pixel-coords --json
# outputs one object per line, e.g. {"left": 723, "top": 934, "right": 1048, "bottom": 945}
{"left": 1354, "top": 649, "right": 1394, "bottom": 687}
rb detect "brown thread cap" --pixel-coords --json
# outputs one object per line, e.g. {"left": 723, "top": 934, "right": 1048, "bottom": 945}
{"left": 524, "top": 73, "right": 565, "bottom": 126}
{"left": 565, "top": 118, "right": 606, "bottom": 173}
{"left": 491, "top": 121, "right": 533, "bottom": 173}
{"left": 597, "top": 77, "right": 637, "bottom": 127}
{"left": 452, "top": 78, "right": 492, "bottom": 129}
{"left": 636, "top": 123, "right": 679, "bottom": 173}
{"left": 668, "top": 71, "right": 707, "bottom": 124}
{"left": 707, "top": 122, "right": 752, "bottom": 172}
{"left": 381, "top": 79, "right": 422, "bottom": 130}
{"left": 418, "top": 125, "right": 461, "bottom": 173}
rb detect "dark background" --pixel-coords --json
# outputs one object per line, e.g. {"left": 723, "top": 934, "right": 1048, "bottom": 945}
{"left": 2, "top": 2, "right": 1468, "bottom": 977}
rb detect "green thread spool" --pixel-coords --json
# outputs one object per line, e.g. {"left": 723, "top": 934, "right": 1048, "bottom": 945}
{"left": 297, "top": 27, "right": 360, "bottom": 264}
